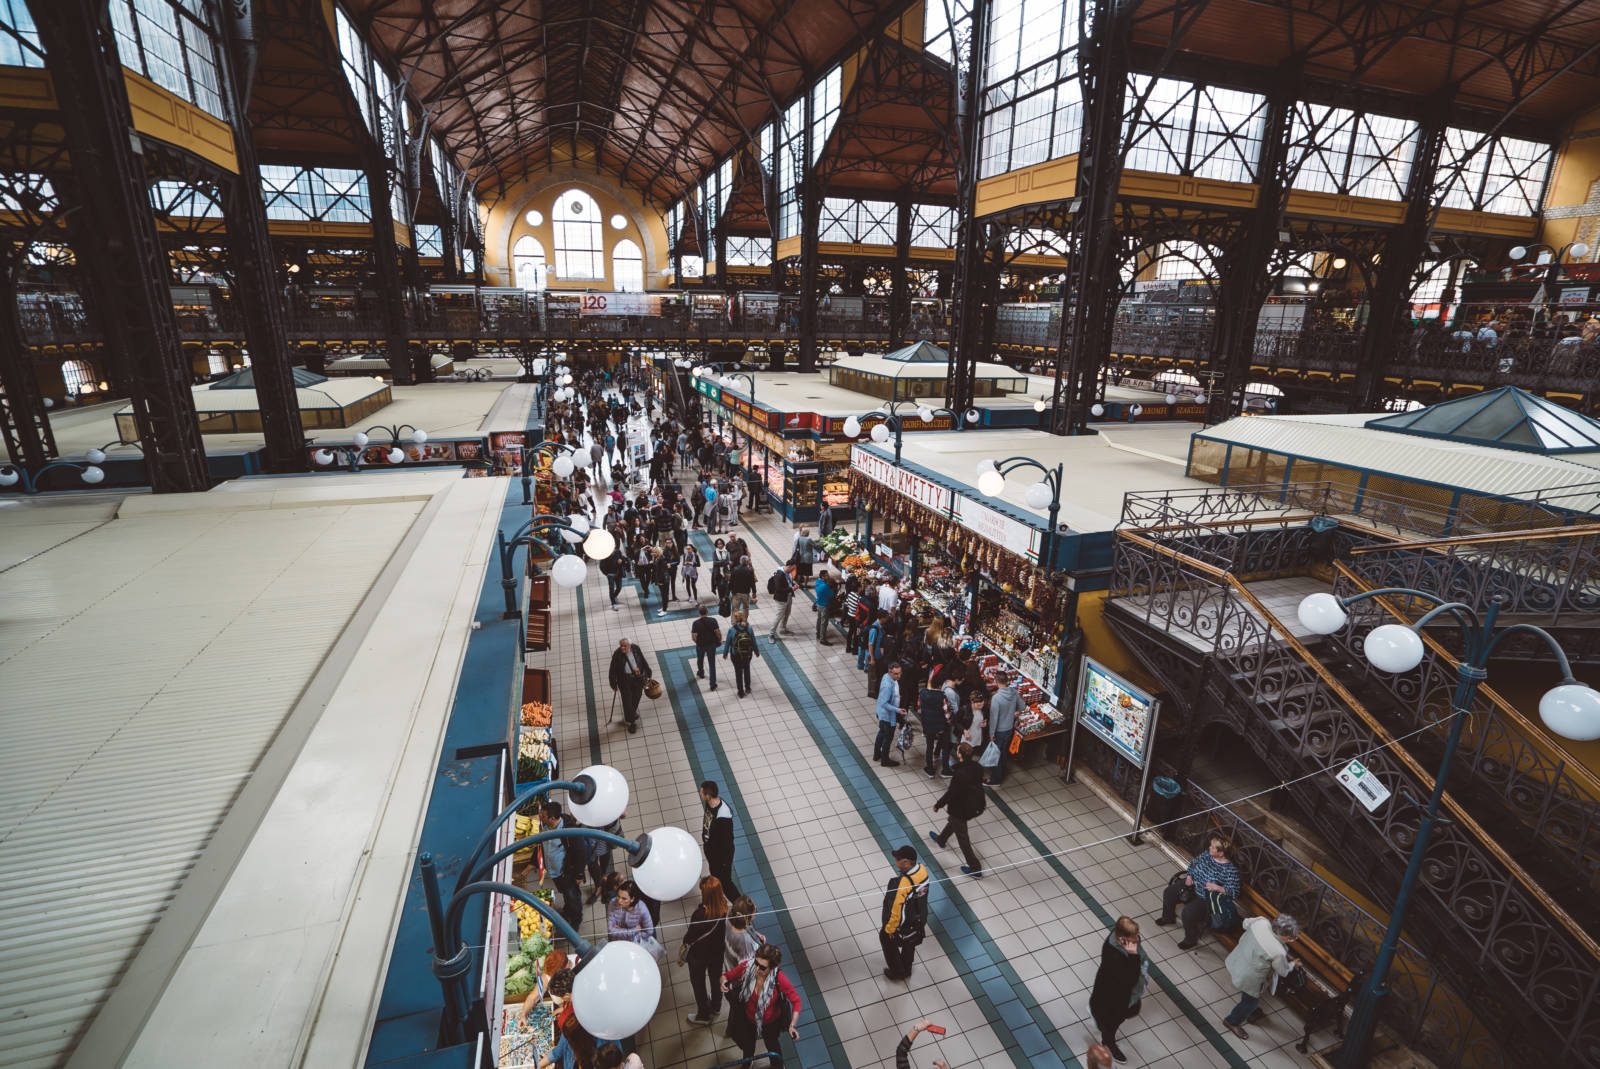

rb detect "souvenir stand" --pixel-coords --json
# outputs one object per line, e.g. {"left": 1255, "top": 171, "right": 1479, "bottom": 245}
{"left": 844, "top": 445, "right": 1075, "bottom": 754}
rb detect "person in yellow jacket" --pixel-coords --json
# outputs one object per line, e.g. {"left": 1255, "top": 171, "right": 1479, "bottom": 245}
{"left": 880, "top": 845, "right": 931, "bottom": 981}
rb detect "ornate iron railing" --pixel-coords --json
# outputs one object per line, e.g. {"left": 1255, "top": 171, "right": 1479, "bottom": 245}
{"left": 1327, "top": 564, "right": 1600, "bottom": 894}
{"left": 1108, "top": 530, "right": 1600, "bottom": 1067}
{"left": 1171, "top": 782, "right": 1512, "bottom": 1069}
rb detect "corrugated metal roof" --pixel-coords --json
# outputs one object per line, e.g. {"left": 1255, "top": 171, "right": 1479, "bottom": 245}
{"left": 1199, "top": 414, "right": 1600, "bottom": 510}
{"left": 0, "top": 496, "right": 423, "bottom": 1069}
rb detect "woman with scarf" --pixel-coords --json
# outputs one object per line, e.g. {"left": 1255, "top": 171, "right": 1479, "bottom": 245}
{"left": 720, "top": 943, "right": 801, "bottom": 1068}
{"left": 1089, "top": 916, "right": 1148, "bottom": 1063}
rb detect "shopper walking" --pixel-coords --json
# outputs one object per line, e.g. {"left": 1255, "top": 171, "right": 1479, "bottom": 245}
{"left": 691, "top": 606, "right": 722, "bottom": 691}
{"left": 813, "top": 570, "right": 836, "bottom": 645}
{"left": 842, "top": 577, "right": 864, "bottom": 654}
{"left": 1156, "top": 834, "right": 1240, "bottom": 949}
{"left": 682, "top": 877, "right": 729, "bottom": 1026}
{"left": 791, "top": 527, "right": 816, "bottom": 579}
{"left": 1089, "top": 917, "right": 1149, "bottom": 1063}
{"left": 698, "top": 780, "right": 742, "bottom": 901}
{"left": 985, "top": 670, "right": 1023, "bottom": 785}
{"left": 600, "top": 538, "right": 627, "bottom": 612}
{"left": 722, "top": 610, "right": 761, "bottom": 698}
{"left": 539, "top": 802, "right": 586, "bottom": 932}
{"left": 873, "top": 662, "right": 904, "bottom": 767}
{"left": 928, "top": 743, "right": 986, "bottom": 876}
{"left": 721, "top": 944, "right": 802, "bottom": 1068}
{"left": 608, "top": 638, "right": 652, "bottom": 734}
{"left": 724, "top": 895, "right": 764, "bottom": 971}
{"left": 1221, "top": 914, "right": 1301, "bottom": 1040}
{"left": 730, "top": 556, "right": 757, "bottom": 618}
{"left": 681, "top": 543, "right": 702, "bottom": 601}
{"left": 879, "top": 845, "right": 930, "bottom": 981}
{"left": 767, "top": 563, "right": 797, "bottom": 640}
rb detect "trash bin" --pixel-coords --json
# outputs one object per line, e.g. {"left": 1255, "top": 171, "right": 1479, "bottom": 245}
{"left": 1145, "top": 776, "right": 1182, "bottom": 827}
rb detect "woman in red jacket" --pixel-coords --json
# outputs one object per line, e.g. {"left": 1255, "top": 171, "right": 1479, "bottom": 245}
{"left": 720, "top": 942, "right": 801, "bottom": 1068}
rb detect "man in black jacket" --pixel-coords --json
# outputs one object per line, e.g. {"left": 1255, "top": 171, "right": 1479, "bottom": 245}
{"left": 729, "top": 556, "right": 757, "bottom": 618}
{"left": 928, "top": 743, "right": 987, "bottom": 877}
{"left": 699, "top": 780, "right": 741, "bottom": 901}
{"left": 608, "top": 638, "right": 651, "bottom": 734}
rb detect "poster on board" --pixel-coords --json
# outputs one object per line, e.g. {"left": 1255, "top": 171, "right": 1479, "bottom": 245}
{"left": 1075, "top": 656, "right": 1158, "bottom": 769}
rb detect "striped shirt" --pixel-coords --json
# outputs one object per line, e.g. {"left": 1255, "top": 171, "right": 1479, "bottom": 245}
{"left": 1187, "top": 853, "right": 1240, "bottom": 899}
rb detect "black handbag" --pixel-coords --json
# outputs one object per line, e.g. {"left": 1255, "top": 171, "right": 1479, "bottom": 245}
{"left": 1167, "top": 871, "right": 1194, "bottom": 904}
{"left": 718, "top": 594, "right": 731, "bottom": 618}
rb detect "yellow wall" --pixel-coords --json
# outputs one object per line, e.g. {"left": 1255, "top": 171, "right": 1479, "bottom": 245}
{"left": 1539, "top": 103, "right": 1600, "bottom": 254}
{"left": 481, "top": 173, "right": 671, "bottom": 289}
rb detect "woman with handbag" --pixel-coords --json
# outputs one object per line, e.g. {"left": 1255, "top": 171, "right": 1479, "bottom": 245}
{"left": 682, "top": 876, "right": 729, "bottom": 1026}
{"left": 721, "top": 943, "right": 801, "bottom": 1068}
{"left": 1089, "top": 916, "right": 1149, "bottom": 1063}
{"left": 606, "top": 881, "right": 666, "bottom": 964}
{"left": 1157, "top": 835, "right": 1240, "bottom": 949}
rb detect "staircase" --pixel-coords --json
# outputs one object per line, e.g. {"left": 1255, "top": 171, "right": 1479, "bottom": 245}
{"left": 1105, "top": 526, "right": 1600, "bottom": 1068}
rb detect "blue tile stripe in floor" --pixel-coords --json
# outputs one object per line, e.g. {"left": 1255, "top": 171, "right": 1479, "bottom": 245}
{"left": 656, "top": 646, "right": 842, "bottom": 1069}
{"left": 573, "top": 586, "right": 603, "bottom": 767}
{"left": 760, "top": 640, "right": 1076, "bottom": 1069}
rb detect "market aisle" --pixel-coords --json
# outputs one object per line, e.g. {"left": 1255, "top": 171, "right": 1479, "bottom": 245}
{"left": 535, "top": 474, "right": 1322, "bottom": 1069}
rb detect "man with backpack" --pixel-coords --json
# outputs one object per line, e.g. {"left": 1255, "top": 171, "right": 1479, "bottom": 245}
{"left": 722, "top": 610, "right": 761, "bottom": 698}
{"left": 880, "top": 845, "right": 930, "bottom": 981}
{"left": 767, "top": 563, "right": 797, "bottom": 641}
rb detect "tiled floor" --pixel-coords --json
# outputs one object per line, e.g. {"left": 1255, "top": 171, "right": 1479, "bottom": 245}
{"left": 527, "top": 415, "right": 1321, "bottom": 1069}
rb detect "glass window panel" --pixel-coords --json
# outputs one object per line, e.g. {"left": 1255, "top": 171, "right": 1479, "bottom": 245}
{"left": 1009, "top": 88, "right": 1054, "bottom": 169}
{"left": 858, "top": 200, "right": 896, "bottom": 246}
{"left": 1346, "top": 112, "right": 1415, "bottom": 200}
{"left": 925, "top": 0, "right": 971, "bottom": 65}
{"left": 552, "top": 188, "right": 604, "bottom": 280}
{"left": 1438, "top": 127, "right": 1488, "bottom": 211}
{"left": 1189, "top": 85, "right": 1264, "bottom": 182}
{"left": 180, "top": 14, "right": 224, "bottom": 116}
{"left": 1124, "top": 75, "right": 1193, "bottom": 175}
{"left": 1480, "top": 135, "right": 1551, "bottom": 215}
{"left": 1051, "top": 74, "right": 1082, "bottom": 159}
{"left": 613, "top": 239, "right": 644, "bottom": 291}
{"left": 514, "top": 235, "right": 547, "bottom": 291}
{"left": 726, "top": 236, "right": 770, "bottom": 265}
{"left": 911, "top": 205, "right": 956, "bottom": 248}
{"left": 810, "top": 66, "right": 841, "bottom": 165}
{"left": 980, "top": 105, "right": 1013, "bottom": 178}
{"left": 133, "top": 0, "right": 188, "bottom": 98}
{"left": 0, "top": 0, "right": 45, "bottom": 66}
{"left": 985, "top": 0, "right": 1024, "bottom": 87}
{"left": 414, "top": 224, "right": 443, "bottom": 256}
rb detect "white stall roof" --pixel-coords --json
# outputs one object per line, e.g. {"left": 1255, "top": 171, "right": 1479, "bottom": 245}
{"left": 1199, "top": 413, "right": 1600, "bottom": 510}
{"left": 830, "top": 352, "right": 1026, "bottom": 381}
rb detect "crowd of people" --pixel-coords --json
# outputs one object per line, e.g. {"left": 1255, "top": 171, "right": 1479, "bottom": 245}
{"left": 514, "top": 362, "right": 1309, "bottom": 1069}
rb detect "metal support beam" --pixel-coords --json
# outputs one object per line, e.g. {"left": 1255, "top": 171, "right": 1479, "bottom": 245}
{"left": 0, "top": 272, "right": 57, "bottom": 468}
{"left": 889, "top": 191, "right": 912, "bottom": 348}
{"left": 221, "top": 9, "right": 306, "bottom": 474}
{"left": 365, "top": 156, "right": 422, "bottom": 385}
{"left": 1052, "top": 0, "right": 1133, "bottom": 436}
{"left": 1207, "top": 75, "right": 1297, "bottom": 426}
{"left": 1353, "top": 109, "right": 1447, "bottom": 410}
{"left": 945, "top": 0, "right": 995, "bottom": 414}
{"left": 797, "top": 88, "right": 820, "bottom": 375}
{"left": 29, "top": 0, "right": 209, "bottom": 493}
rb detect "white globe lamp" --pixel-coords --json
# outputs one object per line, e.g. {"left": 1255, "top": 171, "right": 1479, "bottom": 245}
{"left": 568, "top": 514, "right": 591, "bottom": 534}
{"left": 1165, "top": 393, "right": 1177, "bottom": 405}
{"left": 571, "top": 941, "right": 661, "bottom": 1040}
{"left": 1024, "top": 481, "right": 1053, "bottom": 509}
{"left": 842, "top": 416, "right": 862, "bottom": 437}
{"left": 353, "top": 432, "right": 370, "bottom": 448}
{"left": 410, "top": 429, "right": 429, "bottom": 444}
{"left": 1297, "top": 593, "right": 1348, "bottom": 635}
{"left": 1194, "top": 393, "right": 1207, "bottom": 405}
{"left": 631, "top": 826, "right": 702, "bottom": 901}
{"left": 1539, "top": 683, "right": 1600, "bottom": 742}
{"left": 85, "top": 448, "right": 107, "bottom": 464}
{"left": 917, "top": 407, "right": 934, "bottom": 423}
{"left": 975, "top": 458, "right": 996, "bottom": 478}
{"left": 977, "top": 470, "right": 1006, "bottom": 497}
{"left": 1033, "top": 399, "right": 1047, "bottom": 413}
{"left": 560, "top": 527, "right": 585, "bottom": 544}
{"left": 552, "top": 454, "right": 575, "bottom": 478}
{"left": 572, "top": 449, "right": 592, "bottom": 469}
{"left": 583, "top": 528, "right": 617, "bottom": 561}
{"left": 1130, "top": 404, "right": 1143, "bottom": 417}
{"left": 313, "top": 449, "right": 334, "bottom": 467}
{"left": 81, "top": 466, "right": 105, "bottom": 484}
{"left": 0, "top": 467, "right": 18, "bottom": 486}
{"left": 386, "top": 447, "right": 405, "bottom": 464}
{"left": 1090, "top": 403, "right": 1105, "bottom": 417}
{"left": 1509, "top": 245, "right": 1528, "bottom": 261}
{"left": 1364, "top": 624, "right": 1425, "bottom": 673}
{"left": 965, "top": 408, "right": 981, "bottom": 424}
{"left": 1571, "top": 243, "right": 1591, "bottom": 259}
{"left": 550, "top": 553, "right": 587, "bottom": 587}
{"left": 870, "top": 423, "right": 890, "bottom": 443}
{"left": 569, "top": 764, "right": 629, "bottom": 827}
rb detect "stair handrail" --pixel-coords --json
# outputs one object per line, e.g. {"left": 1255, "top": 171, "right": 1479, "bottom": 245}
{"left": 1345, "top": 522, "right": 1600, "bottom": 553}
{"left": 1115, "top": 529, "right": 1600, "bottom": 963}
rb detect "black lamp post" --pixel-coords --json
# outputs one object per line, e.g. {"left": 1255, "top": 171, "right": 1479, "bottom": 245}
{"left": 0, "top": 456, "right": 108, "bottom": 493}
{"left": 844, "top": 399, "right": 962, "bottom": 464}
{"left": 974, "top": 455, "right": 1067, "bottom": 569}
{"left": 496, "top": 514, "right": 615, "bottom": 618}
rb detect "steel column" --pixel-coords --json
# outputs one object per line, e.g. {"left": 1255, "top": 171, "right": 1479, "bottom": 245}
{"left": 1053, "top": 0, "right": 1132, "bottom": 436}
{"left": 365, "top": 155, "right": 421, "bottom": 385}
{"left": 28, "top": 0, "right": 209, "bottom": 493}
{"left": 1206, "top": 77, "right": 1296, "bottom": 426}
{"left": 889, "top": 191, "right": 912, "bottom": 347}
{"left": 1353, "top": 109, "right": 1447, "bottom": 410}
{"left": 797, "top": 86, "right": 820, "bottom": 375}
{"left": 0, "top": 272, "right": 57, "bottom": 468}
{"left": 945, "top": 0, "right": 995, "bottom": 414}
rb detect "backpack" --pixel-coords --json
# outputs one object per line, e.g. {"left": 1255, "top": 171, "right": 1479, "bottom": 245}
{"left": 733, "top": 627, "right": 755, "bottom": 655}
{"left": 898, "top": 876, "right": 930, "bottom": 944}
{"left": 767, "top": 569, "right": 789, "bottom": 599}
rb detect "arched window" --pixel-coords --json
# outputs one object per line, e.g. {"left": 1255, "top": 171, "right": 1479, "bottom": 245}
{"left": 514, "top": 235, "right": 548, "bottom": 291}
{"left": 552, "top": 189, "right": 603, "bottom": 280}
{"left": 612, "top": 239, "right": 644, "bottom": 292}
{"left": 61, "top": 359, "right": 95, "bottom": 394}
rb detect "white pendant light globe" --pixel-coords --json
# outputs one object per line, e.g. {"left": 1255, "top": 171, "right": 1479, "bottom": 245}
{"left": 1165, "top": 393, "right": 1177, "bottom": 405}
{"left": 975, "top": 458, "right": 996, "bottom": 478}
{"left": 1297, "top": 592, "right": 1348, "bottom": 635}
{"left": 387, "top": 447, "right": 406, "bottom": 464}
{"left": 569, "top": 764, "right": 629, "bottom": 827}
{"left": 81, "top": 466, "right": 105, "bottom": 484}
{"left": 313, "top": 449, "right": 334, "bottom": 466}
{"left": 965, "top": 407, "right": 981, "bottom": 424}
{"left": 1571, "top": 242, "right": 1591, "bottom": 259}
{"left": 572, "top": 940, "right": 661, "bottom": 1040}
{"left": 563, "top": 373, "right": 574, "bottom": 384}
{"left": 870, "top": 423, "right": 891, "bottom": 443}
{"left": 572, "top": 449, "right": 592, "bottom": 468}
{"left": 0, "top": 467, "right": 18, "bottom": 486}
{"left": 568, "top": 514, "right": 591, "bottom": 534}
{"left": 85, "top": 448, "right": 107, "bottom": 464}
{"left": 632, "top": 825, "right": 702, "bottom": 901}
{"left": 977, "top": 470, "right": 1006, "bottom": 497}
{"left": 1364, "top": 624, "right": 1425, "bottom": 673}
{"left": 550, "top": 553, "right": 588, "bottom": 587}
{"left": 410, "top": 429, "right": 429, "bottom": 444}
{"left": 552, "top": 454, "right": 575, "bottom": 478}
{"left": 1509, "top": 245, "right": 1528, "bottom": 261}
{"left": 1024, "top": 481, "right": 1053, "bottom": 509}
{"left": 353, "top": 432, "right": 370, "bottom": 449}
{"left": 1090, "top": 403, "right": 1105, "bottom": 417}
{"left": 1193, "top": 394, "right": 1207, "bottom": 405}
{"left": 842, "top": 415, "right": 862, "bottom": 437}
{"left": 1033, "top": 399, "right": 1047, "bottom": 413}
{"left": 1539, "top": 683, "right": 1600, "bottom": 742}
{"left": 42, "top": 397, "right": 53, "bottom": 408}
{"left": 560, "top": 527, "right": 585, "bottom": 544}
{"left": 917, "top": 406, "right": 934, "bottom": 423}
{"left": 1130, "top": 404, "right": 1143, "bottom": 416}
{"left": 583, "top": 527, "right": 617, "bottom": 560}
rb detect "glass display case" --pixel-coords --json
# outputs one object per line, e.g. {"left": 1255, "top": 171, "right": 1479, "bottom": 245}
{"left": 781, "top": 459, "right": 822, "bottom": 523}
{"left": 821, "top": 461, "right": 852, "bottom": 512}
